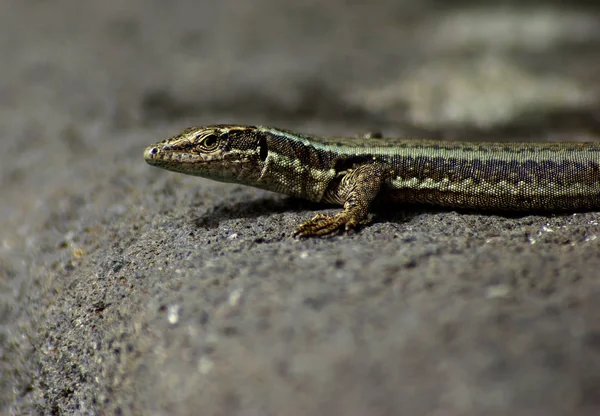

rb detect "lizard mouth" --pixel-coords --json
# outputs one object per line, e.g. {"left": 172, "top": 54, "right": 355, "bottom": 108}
{"left": 143, "top": 144, "right": 248, "bottom": 181}
{"left": 144, "top": 145, "right": 223, "bottom": 166}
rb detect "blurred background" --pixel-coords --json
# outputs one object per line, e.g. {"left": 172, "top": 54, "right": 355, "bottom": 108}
{"left": 2, "top": 0, "right": 600, "bottom": 414}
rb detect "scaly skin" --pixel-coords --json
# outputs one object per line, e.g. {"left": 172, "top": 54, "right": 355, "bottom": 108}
{"left": 144, "top": 125, "right": 600, "bottom": 237}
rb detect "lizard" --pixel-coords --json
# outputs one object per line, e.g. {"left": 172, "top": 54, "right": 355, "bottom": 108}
{"left": 143, "top": 125, "right": 600, "bottom": 237}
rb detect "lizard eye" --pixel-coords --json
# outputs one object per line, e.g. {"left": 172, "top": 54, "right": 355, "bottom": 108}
{"left": 199, "top": 134, "right": 219, "bottom": 151}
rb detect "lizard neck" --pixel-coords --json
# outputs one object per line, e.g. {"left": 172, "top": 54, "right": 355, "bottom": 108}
{"left": 255, "top": 127, "right": 338, "bottom": 202}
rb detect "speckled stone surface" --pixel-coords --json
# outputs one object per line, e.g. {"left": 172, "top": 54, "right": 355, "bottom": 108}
{"left": 2, "top": 1, "right": 600, "bottom": 414}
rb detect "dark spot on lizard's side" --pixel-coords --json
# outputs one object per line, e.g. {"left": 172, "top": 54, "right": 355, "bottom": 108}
{"left": 590, "top": 164, "right": 600, "bottom": 182}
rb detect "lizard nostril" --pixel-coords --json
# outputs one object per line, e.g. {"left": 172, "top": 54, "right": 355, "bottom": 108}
{"left": 144, "top": 146, "right": 160, "bottom": 162}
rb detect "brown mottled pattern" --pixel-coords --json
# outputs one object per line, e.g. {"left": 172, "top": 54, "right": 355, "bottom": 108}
{"left": 144, "top": 125, "right": 600, "bottom": 236}
{"left": 258, "top": 127, "right": 600, "bottom": 210}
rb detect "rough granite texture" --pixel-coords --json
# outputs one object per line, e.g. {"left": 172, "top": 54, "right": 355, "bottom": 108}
{"left": 2, "top": 1, "right": 600, "bottom": 415}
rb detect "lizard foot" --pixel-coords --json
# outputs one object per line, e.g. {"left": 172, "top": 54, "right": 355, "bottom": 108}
{"left": 293, "top": 212, "right": 369, "bottom": 238}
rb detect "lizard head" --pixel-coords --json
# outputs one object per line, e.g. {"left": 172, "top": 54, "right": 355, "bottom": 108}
{"left": 143, "top": 125, "right": 268, "bottom": 183}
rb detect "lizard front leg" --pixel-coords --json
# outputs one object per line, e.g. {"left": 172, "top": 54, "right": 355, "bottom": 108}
{"left": 293, "top": 163, "right": 389, "bottom": 238}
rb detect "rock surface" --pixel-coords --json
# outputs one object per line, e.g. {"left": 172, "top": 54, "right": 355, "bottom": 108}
{"left": 2, "top": 1, "right": 600, "bottom": 414}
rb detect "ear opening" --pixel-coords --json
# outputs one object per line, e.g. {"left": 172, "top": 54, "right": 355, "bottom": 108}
{"left": 258, "top": 136, "right": 269, "bottom": 161}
